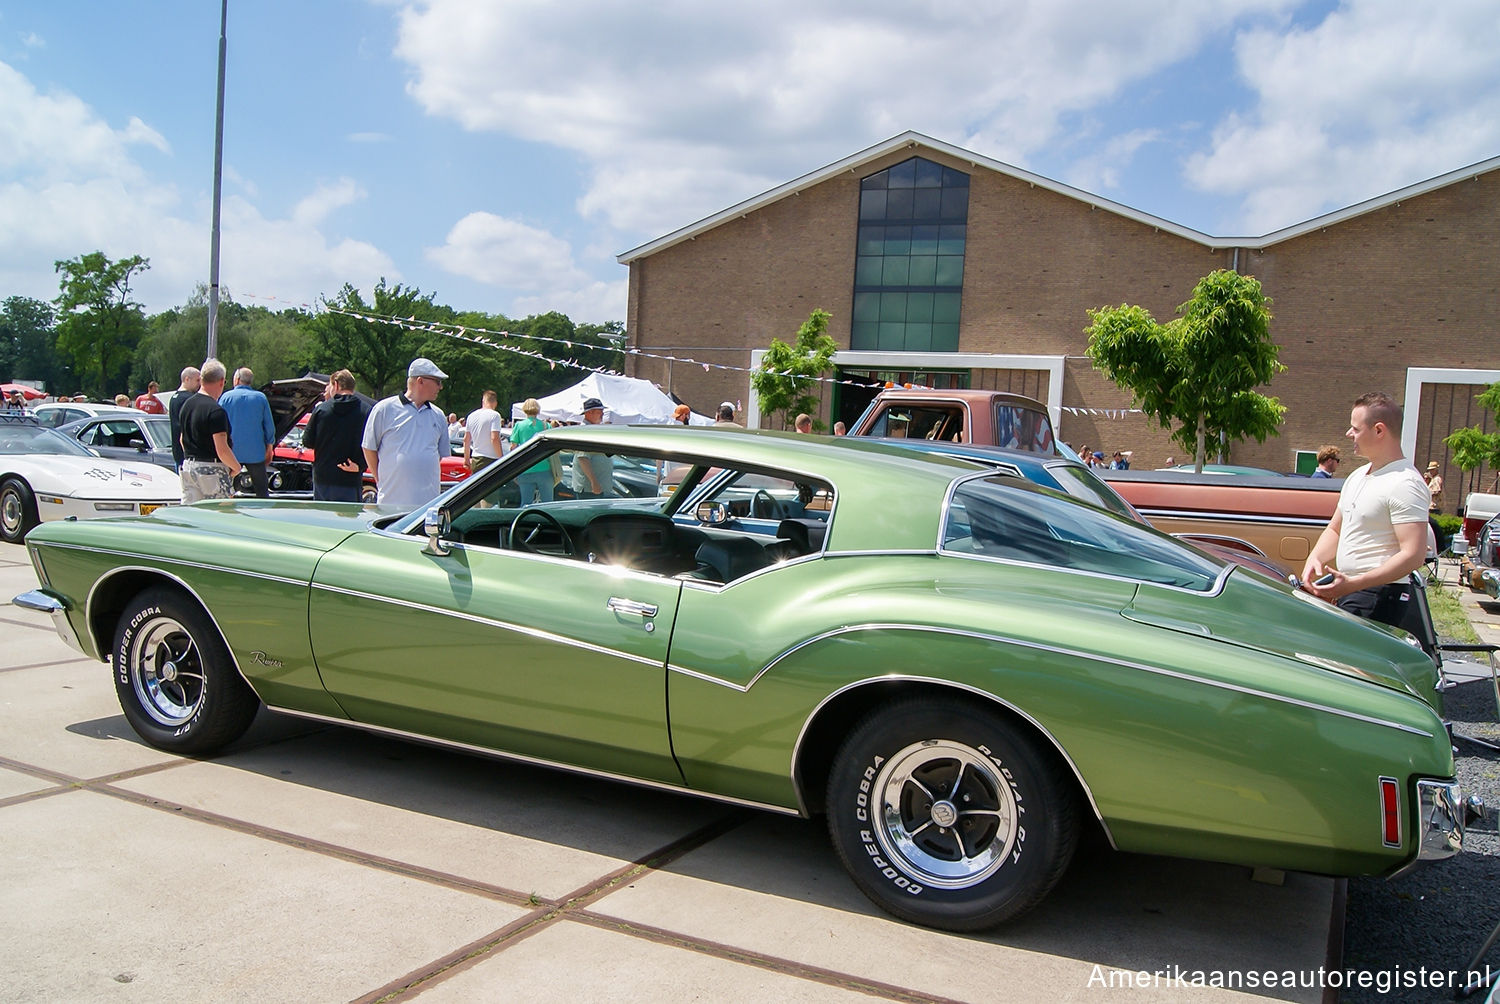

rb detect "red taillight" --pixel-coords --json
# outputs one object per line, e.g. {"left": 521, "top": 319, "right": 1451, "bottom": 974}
{"left": 1380, "top": 777, "right": 1401, "bottom": 847}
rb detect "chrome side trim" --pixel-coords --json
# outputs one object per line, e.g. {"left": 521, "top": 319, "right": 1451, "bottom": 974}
{"left": 264, "top": 704, "right": 802, "bottom": 818}
{"left": 310, "top": 583, "right": 664, "bottom": 668}
{"left": 1136, "top": 508, "right": 1327, "bottom": 528}
{"left": 821, "top": 549, "right": 936, "bottom": 558}
{"left": 668, "top": 663, "right": 747, "bottom": 691}
{"left": 34, "top": 541, "right": 307, "bottom": 588}
{"left": 787, "top": 674, "right": 1116, "bottom": 847}
{"left": 675, "top": 622, "right": 1436, "bottom": 738}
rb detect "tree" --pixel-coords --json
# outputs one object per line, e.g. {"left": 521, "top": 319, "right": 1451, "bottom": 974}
{"left": 1085, "top": 270, "right": 1285, "bottom": 471}
{"left": 1443, "top": 382, "right": 1500, "bottom": 495}
{"left": 53, "top": 251, "right": 150, "bottom": 397}
{"left": 0, "top": 296, "right": 67, "bottom": 392}
{"left": 306, "top": 280, "right": 440, "bottom": 396}
{"left": 750, "top": 308, "right": 838, "bottom": 430}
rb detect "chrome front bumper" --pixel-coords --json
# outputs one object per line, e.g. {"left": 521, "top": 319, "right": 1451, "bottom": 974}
{"left": 1415, "top": 779, "right": 1481, "bottom": 863}
{"left": 12, "top": 588, "right": 85, "bottom": 655}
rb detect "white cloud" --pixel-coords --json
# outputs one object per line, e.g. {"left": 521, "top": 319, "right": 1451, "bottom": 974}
{"left": 291, "top": 177, "right": 365, "bottom": 226}
{"left": 1185, "top": 0, "right": 1500, "bottom": 232}
{"left": 346, "top": 131, "right": 392, "bottom": 143}
{"left": 426, "top": 211, "right": 625, "bottom": 323}
{"left": 391, "top": 0, "right": 1295, "bottom": 240}
{"left": 0, "top": 59, "right": 397, "bottom": 313}
{"left": 1063, "top": 128, "right": 1163, "bottom": 193}
{"left": 21, "top": 32, "right": 44, "bottom": 50}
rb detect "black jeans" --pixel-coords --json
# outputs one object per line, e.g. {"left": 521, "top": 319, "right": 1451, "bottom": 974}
{"left": 1337, "top": 579, "right": 1434, "bottom": 657}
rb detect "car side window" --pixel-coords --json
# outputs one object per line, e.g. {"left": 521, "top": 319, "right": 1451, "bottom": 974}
{"left": 942, "top": 475, "right": 1221, "bottom": 591}
{"left": 866, "top": 405, "right": 963, "bottom": 441}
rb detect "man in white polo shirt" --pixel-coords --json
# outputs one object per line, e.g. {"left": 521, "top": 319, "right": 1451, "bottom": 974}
{"left": 361, "top": 357, "right": 449, "bottom": 507}
{"left": 1301, "top": 391, "right": 1430, "bottom": 632}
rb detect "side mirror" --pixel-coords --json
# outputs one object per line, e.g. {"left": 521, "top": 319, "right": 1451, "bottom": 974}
{"left": 695, "top": 500, "right": 729, "bottom": 526}
{"left": 422, "top": 506, "right": 452, "bottom": 556}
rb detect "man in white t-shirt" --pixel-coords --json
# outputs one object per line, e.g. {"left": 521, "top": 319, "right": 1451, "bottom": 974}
{"left": 463, "top": 390, "right": 504, "bottom": 472}
{"left": 1301, "top": 391, "right": 1430, "bottom": 632}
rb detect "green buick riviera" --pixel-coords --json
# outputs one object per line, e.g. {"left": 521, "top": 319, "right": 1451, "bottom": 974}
{"left": 13, "top": 426, "right": 1472, "bottom": 931}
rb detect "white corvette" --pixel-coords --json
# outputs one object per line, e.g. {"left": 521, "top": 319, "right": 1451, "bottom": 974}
{"left": 0, "top": 420, "right": 181, "bottom": 544}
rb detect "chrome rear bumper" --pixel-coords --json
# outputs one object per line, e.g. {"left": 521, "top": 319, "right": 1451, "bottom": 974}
{"left": 1415, "top": 779, "right": 1480, "bottom": 863}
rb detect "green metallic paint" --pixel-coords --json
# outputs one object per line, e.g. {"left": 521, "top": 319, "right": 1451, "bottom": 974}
{"left": 16, "top": 428, "right": 1460, "bottom": 886}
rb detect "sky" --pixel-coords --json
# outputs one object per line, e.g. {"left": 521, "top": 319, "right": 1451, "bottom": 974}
{"left": 1, "top": 0, "right": 1497, "bottom": 324}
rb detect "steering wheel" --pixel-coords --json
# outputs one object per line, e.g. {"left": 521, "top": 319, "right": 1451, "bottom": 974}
{"left": 752, "top": 489, "right": 781, "bottom": 520}
{"left": 508, "top": 508, "right": 575, "bottom": 556}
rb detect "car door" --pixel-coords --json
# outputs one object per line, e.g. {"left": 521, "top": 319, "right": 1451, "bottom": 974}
{"left": 307, "top": 524, "right": 685, "bottom": 784}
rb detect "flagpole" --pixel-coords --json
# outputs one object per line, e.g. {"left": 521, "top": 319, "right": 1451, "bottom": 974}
{"left": 206, "top": 0, "right": 227, "bottom": 359}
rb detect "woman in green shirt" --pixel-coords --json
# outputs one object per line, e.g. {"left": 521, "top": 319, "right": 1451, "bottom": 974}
{"left": 510, "top": 398, "right": 554, "bottom": 503}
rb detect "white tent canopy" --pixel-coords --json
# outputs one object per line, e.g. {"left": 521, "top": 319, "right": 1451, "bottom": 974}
{"left": 513, "top": 372, "right": 714, "bottom": 425}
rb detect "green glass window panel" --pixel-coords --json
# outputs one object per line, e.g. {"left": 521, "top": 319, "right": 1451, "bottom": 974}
{"left": 933, "top": 292, "right": 961, "bottom": 323}
{"left": 881, "top": 257, "right": 910, "bottom": 285}
{"left": 888, "top": 159, "right": 916, "bottom": 187}
{"left": 932, "top": 323, "right": 960, "bottom": 352}
{"left": 915, "top": 159, "right": 945, "bottom": 187}
{"left": 940, "top": 187, "right": 969, "bottom": 218}
{"left": 910, "top": 225, "right": 938, "bottom": 255}
{"left": 853, "top": 292, "right": 880, "bottom": 323}
{"left": 877, "top": 322, "right": 906, "bottom": 350}
{"left": 861, "top": 172, "right": 888, "bottom": 190}
{"left": 882, "top": 226, "right": 911, "bottom": 255}
{"left": 855, "top": 256, "right": 883, "bottom": 285}
{"left": 886, "top": 188, "right": 914, "bottom": 219}
{"left": 860, "top": 190, "right": 887, "bottom": 220}
{"left": 851, "top": 321, "right": 877, "bottom": 350}
{"left": 857, "top": 226, "right": 884, "bottom": 255}
{"left": 935, "top": 255, "right": 965, "bottom": 286}
{"left": 904, "top": 323, "right": 933, "bottom": 351}
{"left": 907, "top": 292, "right": 934, "bottom": 322}
{"left": 938, "top": 225, "right": 966, "bottom": 254}
{"left": 879, "top": 292, "right": 907, "bottom": 322}
{"left": 908, "top": 255, "right": 937, "bottom": 285}
{"left": 942, "top": 167, "right": 969, "bottom": 187}
{"left": 914, "top": 188, "right": 942, "bottom": 218}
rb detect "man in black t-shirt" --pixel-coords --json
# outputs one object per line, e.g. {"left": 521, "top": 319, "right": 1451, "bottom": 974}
{"left": 178, "top": 359, "right": 243, "bottom": 503}
{"left": 168, "top": 365, "right": 201, "bottom": 470}
{"left": 304, "top": 368, "right": 369, "bottom": 501}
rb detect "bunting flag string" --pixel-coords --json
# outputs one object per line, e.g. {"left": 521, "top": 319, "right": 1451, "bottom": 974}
{"left": 236, "top": 293, "right": 1142, "bottom": 416}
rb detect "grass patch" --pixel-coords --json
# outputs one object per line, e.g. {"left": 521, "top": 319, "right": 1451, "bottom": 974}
{"left": 1426, "top": 578, "right": 1480, "bottom": 643}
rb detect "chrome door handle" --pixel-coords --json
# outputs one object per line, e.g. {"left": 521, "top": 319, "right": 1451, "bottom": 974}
{"left": 607, "top": 597, "right": 658, "bottom": 618}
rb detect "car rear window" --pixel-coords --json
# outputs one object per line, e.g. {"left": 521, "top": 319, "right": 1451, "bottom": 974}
{"left": 941, "top": 475, "right": 1222, "bottom": 591}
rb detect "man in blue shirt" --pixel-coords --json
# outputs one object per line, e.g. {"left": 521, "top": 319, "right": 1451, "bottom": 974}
{"left": 218, "top": 367, "right": 276, "bottom": 497}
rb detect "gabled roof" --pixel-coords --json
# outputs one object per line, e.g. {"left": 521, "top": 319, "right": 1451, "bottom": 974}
{"left": 618, "top": 130, "right": 1500, "bottom": 263}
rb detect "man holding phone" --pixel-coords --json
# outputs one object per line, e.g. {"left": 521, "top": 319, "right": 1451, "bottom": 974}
{"left": 1300, "top": 391, "right": 1430, "bottom": 630}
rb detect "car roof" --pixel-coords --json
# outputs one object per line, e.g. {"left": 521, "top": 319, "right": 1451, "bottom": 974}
{"left": 539, "top": 425, "right": 988, "bottom": 550}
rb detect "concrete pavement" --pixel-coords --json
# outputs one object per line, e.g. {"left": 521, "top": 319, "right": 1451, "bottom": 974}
{"left": 0, "top": 540, "right": 1339, "bottom": 1003}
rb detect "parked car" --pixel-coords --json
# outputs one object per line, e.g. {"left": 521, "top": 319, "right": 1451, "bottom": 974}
{"left": 55, "top": 413, "right": 175, "bottom": 470}
{"left": 847, "top": 388, "right": 1057, "bottom": 454}
{"left": 0, "top": 416, "right": 181, "bottom": 543}
{"left": 30, "top": 401, "right": 137, "bottom": 429}
{"left": 270, "top": 413, "right": 472, "bottom": 498}
{"left": 12, "top": 427, "right": 1471, "bottom": 932}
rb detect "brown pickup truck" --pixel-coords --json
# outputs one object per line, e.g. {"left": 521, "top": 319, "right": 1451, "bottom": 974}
{"left": 847, "top": 388, "right": 1057, "bottom": 454}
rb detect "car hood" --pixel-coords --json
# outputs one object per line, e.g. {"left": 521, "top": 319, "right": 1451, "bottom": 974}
{"left": 1124, "top": 570, "right": 1440, "bottom": 707}
{"left": 5, "top": 455, "right": 181, "bottom": 499}
{"left": 143, "top": 498, "right": 407, "bottom": 550}
{"left": 263, "top": 377, "right": 332, "bottom": 442}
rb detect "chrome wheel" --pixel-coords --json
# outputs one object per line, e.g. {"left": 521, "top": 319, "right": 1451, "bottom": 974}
{"left": 126, "top": 613, "right": 205, "bottom": 727}
{"left": 872, "top": 739, "right": 1018, "bottom": 889}
{"left": 0, "top": 487, "right": 23, "bottom": 537}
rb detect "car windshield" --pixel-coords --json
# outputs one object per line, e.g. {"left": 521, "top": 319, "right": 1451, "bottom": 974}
{"left": 941, "top": 475, "right": 1222, "bottom": 591}
{"left": 141, "top": 417, "right": 172, "bottom": 450}
{"left": 0, "top": 424, "right": 96, "bottom": 457}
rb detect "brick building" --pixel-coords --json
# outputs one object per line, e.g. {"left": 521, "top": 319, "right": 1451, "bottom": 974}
{"left": 618, "top": 132, "right": 1500, "bottom": 490}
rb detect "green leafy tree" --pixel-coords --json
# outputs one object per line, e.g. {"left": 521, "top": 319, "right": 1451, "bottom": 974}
{"left": 307, "top": 280, "right": 443, "bottom": 396}
{"left": 53, "top": 251, "right": 150, "bottom": 397}
{"left": 1, "top": 296, "right": 68, "bottom": 393}
{"left": 750, "top": 308, "right": 837, "bottom": 430}
{"left": 1442, "top": 382, "right": 1500, "bottom": 494}
{"left": 1085, "top": 270, "right": 1285, "bottom": 471}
